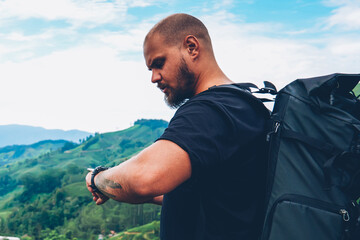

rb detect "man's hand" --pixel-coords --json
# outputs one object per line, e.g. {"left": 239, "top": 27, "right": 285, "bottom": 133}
{"left": 86, "top": 172, "right": 109, "bottom": 205}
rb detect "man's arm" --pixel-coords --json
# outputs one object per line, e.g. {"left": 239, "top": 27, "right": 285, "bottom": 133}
{"left": 85, "top": 139, "right": 191, "bottom": 205}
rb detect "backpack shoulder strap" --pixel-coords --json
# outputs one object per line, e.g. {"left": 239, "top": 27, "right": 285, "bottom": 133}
{"left": 208, "top": 83, "right": 273, "bottom": 118}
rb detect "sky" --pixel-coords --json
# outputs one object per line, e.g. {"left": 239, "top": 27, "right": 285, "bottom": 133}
{"left": 0, "top": 0, "right": 359, "bottom": 133}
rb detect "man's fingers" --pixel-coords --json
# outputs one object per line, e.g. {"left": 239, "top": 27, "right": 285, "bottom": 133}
{"left": 86, "top": 171, "right": 103, "bottom": 204}
{"left": 96, "top": 198, "right": 108, "bottom": 205}
{"left": 86, "top": 172, "right": 109, "bottom": 205}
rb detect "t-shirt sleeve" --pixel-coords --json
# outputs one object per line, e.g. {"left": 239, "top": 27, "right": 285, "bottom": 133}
{"left": 158, "top": 98, "right": 265, "bottom": 177}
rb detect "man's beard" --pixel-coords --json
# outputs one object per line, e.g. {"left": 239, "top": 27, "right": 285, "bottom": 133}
{"left": 165, "top": 58, "right": 196, "bottom": 109}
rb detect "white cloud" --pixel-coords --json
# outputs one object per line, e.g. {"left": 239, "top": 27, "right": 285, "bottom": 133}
{"left": 0, "top": 45, "right": 174, "bottom": 132}
{"left": 327, "top": 37, "right": 360, "bottom": 55}
{"left": 0, "top": 43, "right": 12, "bottom": 55}
{"left": 324, "top": 0, "right": 360, "bottom": 30}
{"left": 0, "top": 37, "right": 37, "bottom": 61}
{"left": 202, "top": 11, "right": 360, "bottom": 89}
{"left": 213, "top": 0, "right": 234, "bottom": 10}
{"left": 0, "top": 1, "right": 159, "bottom": 62}
{"left": 97, "top": 26, "right": 152, "bottom": 54}
{"left": 0, "top": 0, "right": 158, "bottom": 27}
{"left": 0, "top": 30, "right": 63, "bottom": 63}
{"left": 5, "top": 31, "right": 53, "bottom": 41}
{"left": 129, "top": 0, "right": 155, "bottom": 7}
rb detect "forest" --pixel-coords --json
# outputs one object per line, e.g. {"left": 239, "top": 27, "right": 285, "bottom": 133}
{"left": 0, "top": 119, "right": 168, "bottom": 240}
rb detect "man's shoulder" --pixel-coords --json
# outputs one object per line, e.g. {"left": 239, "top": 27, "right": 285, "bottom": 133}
{"left": 170, "top": 87, "right": 267, "bottom": 132}
{"left": 179, "top": 86, "right": 266, "bottom": 116}
{"left": 182, "top": 87, "right": 250, "bottom": 107}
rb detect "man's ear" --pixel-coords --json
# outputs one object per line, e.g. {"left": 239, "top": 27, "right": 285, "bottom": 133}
{"left": 184, "top": 35, "right": 199, "bottom": 59}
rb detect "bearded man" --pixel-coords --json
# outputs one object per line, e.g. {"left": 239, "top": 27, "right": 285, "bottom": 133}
{"left": 86, "top": 13, "right": 268, "bottom": 240}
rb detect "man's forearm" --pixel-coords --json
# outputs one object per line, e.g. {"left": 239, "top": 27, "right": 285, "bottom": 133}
{"left": 87, "top": 140, "right": 191, "bottom": 205}
{"left": 95, "top": 171, "right": 163, "bottom": 205}
{"left": 93, "top": 163, "right": 155, "bottom": 204}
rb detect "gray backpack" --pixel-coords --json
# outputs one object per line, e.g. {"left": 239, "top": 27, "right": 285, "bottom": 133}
{"left": 260, "top": 73, "right": 360, "bottom": 240}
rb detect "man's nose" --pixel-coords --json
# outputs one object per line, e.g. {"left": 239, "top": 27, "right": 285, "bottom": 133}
{"left": 151, "top": 70, "right": 161, "bottom": 83}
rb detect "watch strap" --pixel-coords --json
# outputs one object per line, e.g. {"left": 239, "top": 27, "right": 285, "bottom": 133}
{"left": 90, "top": 166, "right": 109, "bottom": 194}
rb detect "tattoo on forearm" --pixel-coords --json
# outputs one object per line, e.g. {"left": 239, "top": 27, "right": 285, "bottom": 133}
{"left": 104, "top": 178, "right": 123, "bottom": 189}
{"left": 95, "top": 174, "right": 123, "bottom": 199}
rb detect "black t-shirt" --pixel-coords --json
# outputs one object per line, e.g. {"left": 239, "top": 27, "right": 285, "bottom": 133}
{"left": 158, "top": 86, "right": 268, "bottom": 240}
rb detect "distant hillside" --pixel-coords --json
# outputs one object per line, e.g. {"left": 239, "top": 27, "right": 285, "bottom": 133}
{"left": 0, "top": 119, "right": 168, "bottom": 239}
{"left": 0, "top": 139, "right": 71, "bottom": 167}
{"left": 0, "top": 124, "right": 91, "bottom": 147}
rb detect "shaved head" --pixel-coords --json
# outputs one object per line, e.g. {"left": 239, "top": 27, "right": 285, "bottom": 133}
{"left": 145, "top": 13, "right": 213, "bottom": 51}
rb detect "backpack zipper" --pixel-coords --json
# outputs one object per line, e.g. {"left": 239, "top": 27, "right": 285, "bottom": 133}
{"left": 274, "top": 122, "right": 280, "bottom": 134}
{"left": 339, "top": 209, "right": 350, "bottom": 221}
{"left": 266, "top": 121, "right": 281, "bottom": 142}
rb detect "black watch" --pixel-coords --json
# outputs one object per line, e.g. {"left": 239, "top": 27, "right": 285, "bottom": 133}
{"left": 90, "top": 166, "right": 109, "bottom": 193}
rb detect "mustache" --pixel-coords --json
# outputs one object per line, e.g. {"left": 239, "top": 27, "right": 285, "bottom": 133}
{"left": 157, "top": 82, "right": 169, "bottom": 90}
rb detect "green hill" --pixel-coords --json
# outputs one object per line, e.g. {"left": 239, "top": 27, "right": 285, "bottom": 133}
{"left": 0, "top": 139, "right": 70, "bottom": 167}
{"left": 0, "top": 119, "right": 167, "bottom": 240}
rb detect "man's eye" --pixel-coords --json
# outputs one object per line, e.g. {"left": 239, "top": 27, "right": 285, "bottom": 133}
{"left": 153, "top": 59, "right": 165, "bottom": 69}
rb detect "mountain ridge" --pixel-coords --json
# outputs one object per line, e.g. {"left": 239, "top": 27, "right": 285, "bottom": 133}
{"left": 0, "top": 124, "right": 92, "bottom": 147}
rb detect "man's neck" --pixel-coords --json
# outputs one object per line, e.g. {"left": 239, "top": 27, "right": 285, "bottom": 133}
{"left": 194, "top": 72, "right": 233, "bottom": 95}
{"left": 189, "top": 55, "right": 233, "bottom": 95}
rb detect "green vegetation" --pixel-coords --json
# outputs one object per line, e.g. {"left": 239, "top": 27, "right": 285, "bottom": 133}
{"left": 0, "top": 140, "right": 71, "bottom": 197}
{"left": 0, "top": 139, "right": 69, "bottom": 167}
{"left": 354, "top": 83, "right": 360, "bottom": 96}
{"left": 0, "top": 119, "right": 167, "bottom": 240}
